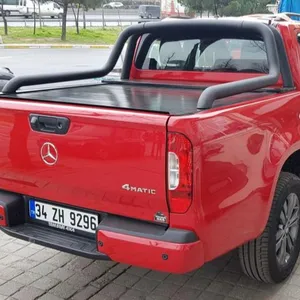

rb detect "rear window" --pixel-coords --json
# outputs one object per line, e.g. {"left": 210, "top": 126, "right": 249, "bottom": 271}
{"left": 139, "top": 37, "right": 268, "bottom": 74}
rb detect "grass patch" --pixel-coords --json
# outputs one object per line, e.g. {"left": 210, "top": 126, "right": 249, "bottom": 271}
{"left": 0, "top": 27, "right": 122, "bottom": 44}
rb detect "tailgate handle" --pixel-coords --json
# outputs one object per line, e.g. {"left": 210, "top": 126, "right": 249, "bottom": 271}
{"left": 29, "top": 114, "right": 70, "bottom": 134}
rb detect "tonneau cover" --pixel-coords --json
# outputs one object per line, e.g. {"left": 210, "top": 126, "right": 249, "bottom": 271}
{"left": 10, "top": 83, "right": 201, "bottom": 115}
{"left": 3, "top": 82, "right": 273, "bottom": 115}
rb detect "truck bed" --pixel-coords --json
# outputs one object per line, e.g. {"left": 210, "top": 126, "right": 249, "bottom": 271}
{"left": 4, "top": 81, "right": 273, "bottom": 115}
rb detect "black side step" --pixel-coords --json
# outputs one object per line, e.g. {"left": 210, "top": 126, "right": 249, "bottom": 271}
{"left": 1, "top": 223, "right": 109, "bottom": 260}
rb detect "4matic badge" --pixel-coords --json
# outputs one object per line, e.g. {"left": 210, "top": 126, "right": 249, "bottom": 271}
{"left": 122, "top": 184, "right": 156, "bottom": 195}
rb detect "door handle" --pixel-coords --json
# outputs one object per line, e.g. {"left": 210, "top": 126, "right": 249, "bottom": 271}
{"left": 29, "top": 114, "right": 70, "bottom": 134}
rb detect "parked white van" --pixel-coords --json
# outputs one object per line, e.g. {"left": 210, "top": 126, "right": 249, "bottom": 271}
{"left": 18, "top": 0, "right": 63, "bottom": 18}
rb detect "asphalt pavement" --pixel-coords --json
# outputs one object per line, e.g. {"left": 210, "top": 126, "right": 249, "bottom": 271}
{"left": 0, "top": 48, "right": 115, "bottom": 76}
{"left": 0, "top": 48, "right": 123, "bottom": 89}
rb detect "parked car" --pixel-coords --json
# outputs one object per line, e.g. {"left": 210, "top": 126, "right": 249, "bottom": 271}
{"left": 103, "top": 2, "right": 124, "bottom": 9}
{"left": 138, "top": 5, "right": 160, "bottom": 19}
{"left": 2, "top": 14, "right": 300, "bottom": 284}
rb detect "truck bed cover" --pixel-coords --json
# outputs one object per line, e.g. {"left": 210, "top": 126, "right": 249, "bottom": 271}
{"left": 3, "top": 82, "right": 273, "bottom": 115}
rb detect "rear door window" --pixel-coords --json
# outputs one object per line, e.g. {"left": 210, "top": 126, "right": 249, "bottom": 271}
{"left": 139, "top": 37, "right": 268, "bottom": 73}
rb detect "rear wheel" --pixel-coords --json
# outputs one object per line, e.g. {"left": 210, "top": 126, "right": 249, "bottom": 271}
{"left": 239, "top": 172, "right": 300, "bottom": 283}
{"left": 58, "top": 13, "right": 63, "bottom": 19}
{"left": 147, "top": 14, "right": 152, "bottom": 19}
{"left": 4, "top": 10, "right": 10, "bottom": 16}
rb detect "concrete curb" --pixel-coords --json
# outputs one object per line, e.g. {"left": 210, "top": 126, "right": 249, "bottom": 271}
{"left": 0, "top": 44, "right": 114, "bottom": 49}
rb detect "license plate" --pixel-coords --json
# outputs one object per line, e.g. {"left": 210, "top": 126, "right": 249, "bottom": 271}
{"left": 28, "top": 200, "right": 99, "bottom": 234}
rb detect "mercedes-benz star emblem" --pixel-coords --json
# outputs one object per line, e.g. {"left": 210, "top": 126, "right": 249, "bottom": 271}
{"left": 40, "top": 142, "right": 58, "bottom": 166}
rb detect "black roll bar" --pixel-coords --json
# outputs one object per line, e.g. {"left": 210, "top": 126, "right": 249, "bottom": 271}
{"left": 1, "top": 22, "right": 146, "bottom": 95}
{"left": 269, "top": 25, "right": 293, "bottom": 88}
{"left": 198, "top": 21, "right": 280, "bottom": 108}
{"left": 1, "top": 19, "right": 283, "bottom": 109}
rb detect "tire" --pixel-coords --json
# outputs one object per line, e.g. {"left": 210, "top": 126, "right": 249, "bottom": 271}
{"left": 148, "top": 14, "right": 152, "bottom": 19}
{"left": 4, "top": 10, "right": 10, "bottom": 16}
{"left": 239, "top": 172, "right": 300, "bottom": 283}
{"left": 58, "top": 13, "right": 63, "bottom": 19}
{"left": 31, "top": 12, "right": 38, "bottom": 19}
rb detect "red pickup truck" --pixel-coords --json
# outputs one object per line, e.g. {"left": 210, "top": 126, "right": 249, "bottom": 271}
{"left": 1, "top": 13, "right": 300, "bottom": 284}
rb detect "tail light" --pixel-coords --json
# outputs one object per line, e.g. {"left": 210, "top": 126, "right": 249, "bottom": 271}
{"left": 0, "top": 206, "right": 7, "bottom": 226}
{"left": 167, "top": 132, "right": 193, "bottom": 213}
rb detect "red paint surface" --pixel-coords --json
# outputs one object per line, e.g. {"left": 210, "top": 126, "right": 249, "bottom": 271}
{"left": 97, "top": 230, "right": 204, "bottom": 274}
{"left": 168, "top": 90, "right": 300, "bottom": 261}
{"left": 0, "top": 206, "right": 7, "bottom": 226}
{"left": 1, "top": 22, "right": 300, "bottom": 273}
{"left": 0, "top": 101, "right": 170, "bottom": 224}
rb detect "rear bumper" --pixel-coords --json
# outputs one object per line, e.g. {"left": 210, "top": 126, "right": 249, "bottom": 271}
{"left": 0, "top": 191, "right": 204, "bottom": 274}
{"left": 97, "top": 230, "right": 204, "bottom": 274}
{"left": 1, "top": 223, "right": 108, "bottom": 260}
{"left": 97, "top": 215, "right": 204, "bottom": 274}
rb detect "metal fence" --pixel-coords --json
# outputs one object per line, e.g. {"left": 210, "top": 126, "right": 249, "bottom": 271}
{"left": 0, "top": 18, "right": 156, "bottom": 27}
{"left": 0, "top": 9, "right": 161, "bottom": 27}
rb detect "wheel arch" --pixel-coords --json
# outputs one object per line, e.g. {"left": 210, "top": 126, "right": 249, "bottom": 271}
{"left": 261, "top": 145, "right": 300, "bottom": 235}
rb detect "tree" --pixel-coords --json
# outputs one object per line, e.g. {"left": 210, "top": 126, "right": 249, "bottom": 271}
{"left": 82, "top": 6, "right": 86, "bottom": 29}
{"left": 61, "top": 0, "right": 68, "bottom": 41}
{"left": 32, "top": 0, "right": 42, "bottom": 34}
{"left": 38, "top": 0, "right": 42, "bottom": 28}
{"left": 222, "top": 0, "right": 242, "bottom": 16}
{"left": 222, "top": 0, "right": 272, "bottom": 16}
{"left": 1, "top": 0, "right": 8, "bottom": 35}
{"left": 71, "top": 2, "right": 81, "bottom": 34}
{"left": 178, "top": 0, "right": 204, "bottom": 16}
{"left": 52, "top": 0, "right": 68, "bottom": 41}
{"left": 71, "top": 0, "right": 103, "bottom": 34}
{"left": 203, "top": 0, "right": 230, "bottom": 16}
{"left": 54, "top": 0, "right": 103, "bottom": 41}
{"left": 33, "top": 0, "right": 36, "bottom": 34}
{"left": 181, "top": 0, "right": 274, "bottom": 17}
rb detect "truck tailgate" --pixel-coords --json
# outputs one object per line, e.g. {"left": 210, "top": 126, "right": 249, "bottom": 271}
{"left": 0, "top": 99, "right": 170, "bottom": 224}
